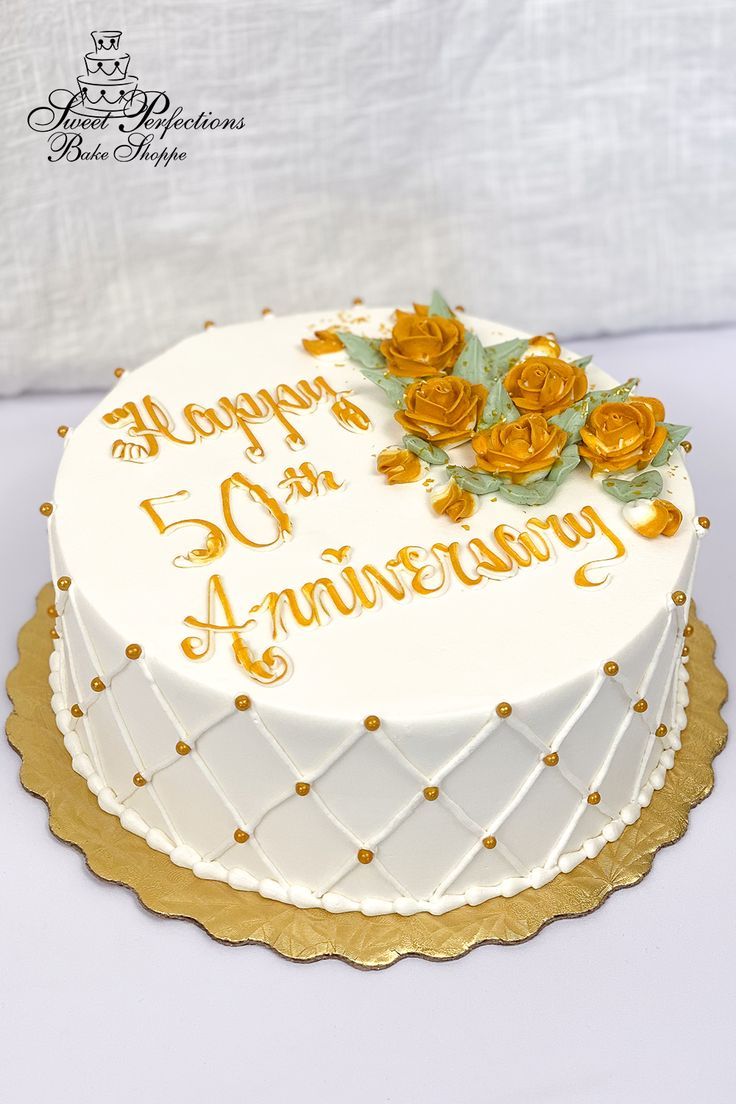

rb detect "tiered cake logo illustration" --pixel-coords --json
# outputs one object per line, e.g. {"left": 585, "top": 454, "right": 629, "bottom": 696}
{"left": 75, "top": 30, "right": 144, "bottom": 117}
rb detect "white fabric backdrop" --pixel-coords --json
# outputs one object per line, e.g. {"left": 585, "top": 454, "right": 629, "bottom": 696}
{"left": 3, "top": 0, "right": 735, "bottom": 394}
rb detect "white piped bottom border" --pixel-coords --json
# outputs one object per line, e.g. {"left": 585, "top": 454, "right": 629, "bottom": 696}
{"left": 48, "top": 649, "right": 690, "bottom": 917}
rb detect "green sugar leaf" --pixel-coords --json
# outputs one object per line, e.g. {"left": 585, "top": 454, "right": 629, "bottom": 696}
{"left": 570, "top": 354, "right": 593, "bottom": 370}
{"left": 548, "top": 403, "right": 588, "bottom": 442}
{"left": 546, "top": 442, "right": 582, "bottom": 486}
{"left": 336, "top": 332, "right": 411, "bottom": 407}
{"left": 428, "top": 290, "right": 455, "bottom": 319}
{"left": 483, "top": 337, "right": 529, "bottom": 380}
{"left": 651, "top": 423, "right": 691, "bottom": 467}
{"left": 496, "top": 479, "right": 558, "bottom": 507}
{"left": 584, "top": 376, "right": 639, "bottom": 413}
{"left": 600, "top": 470, "right": 664, "bottom": 502}
{"left": 452, "top": 332, "right": 486, "bottom": 386}
{"left": 479, "top": 377, "right": 520, "bottom": 430}
{"left": 336, "top": 331, "right": 385, "bottom": 371}
{"left": 446, "top": 466, "right": 501, "bottom": 495}
{"left": 403, "top": 435, "right": 449, "bottom": 465}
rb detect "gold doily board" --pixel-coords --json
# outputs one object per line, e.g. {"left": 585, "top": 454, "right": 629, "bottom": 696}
{"left": 6, "top": 585, "right": 729, "bottom": 968}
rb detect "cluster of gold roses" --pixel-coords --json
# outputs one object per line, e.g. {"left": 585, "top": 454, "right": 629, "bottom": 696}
{"left": 303, "top": 295, "right": 688, "bottom": 534}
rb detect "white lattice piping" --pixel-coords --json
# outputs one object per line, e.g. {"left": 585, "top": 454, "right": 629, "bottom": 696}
{"left": 49, "top": 638, "right": 691, "bottom": 917}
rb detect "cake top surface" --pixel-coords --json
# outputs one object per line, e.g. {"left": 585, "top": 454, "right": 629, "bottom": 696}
{"left": 51, "top": 304, "right": 696, "bottom": 723}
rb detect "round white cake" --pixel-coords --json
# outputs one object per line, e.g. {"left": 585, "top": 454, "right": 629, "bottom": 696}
{"left": 46, "top": 304, "right": 703, "bottom": 915}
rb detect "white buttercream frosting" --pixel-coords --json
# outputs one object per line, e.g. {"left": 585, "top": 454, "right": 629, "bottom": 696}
{"left": 46, "top": 308, "right": 700, "bottom": 914}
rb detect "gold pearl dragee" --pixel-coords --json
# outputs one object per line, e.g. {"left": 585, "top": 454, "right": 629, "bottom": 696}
{"left": 57, "top": 425, "right": 69, "bottom": 438}
{"left": 656, "top": 724, "right": 668, "bottom": 737}
{"left": 125, "top": 643, "right": 142, "bottom": 660}
{"left": 698, "top": 516, "right": 711, "bottom": 530}
{"left": 234, "top": 694, "right": 251, "bottom": 711}
{"left": 672, "top": 591, "right": 687, "bottom": 606}
{"left": 423, "top": 786, "right": 439, "bottom": 801}
{"left": 684, "top": 623, "right": 694, "bottom": 637}
{"left": 295, "top": 782, "right": 310, "bottom": 796}
{"left": 203, "top": 320, "right": 215, "bottom": 330}
{"left": 353, "top": 296, "right": 363, "bottom": 305}
{"left": 482, "top": 835, "right": 497, "bottom": 849}
{"left": 681, "top": 440, "right": 692, "bottom": 453}
{"left": 633, "top": 698, "right": 648, "bottom": 713}
{"left": 113, "top": 367, "right": 125, "bottom": 379}
{"left": 603, "top": 661, "right": 619, "bottom": 677}
{"left": 39, "top": 502, "right": 53, "bottom": 517}
{"left": 175, "top": 741, "right": 191, "bottom": 756}
{"left": 682, "top": 644, "right": 689, "bottom": 657}
{"left": 70, "top": 704, "right": 84, "bottom": 718}
{"left": 47, "top": 605, "right": 58, "bottom": 618}
{"left": 133, "top": 772, "right": 146, "bottom": 787}
{"left": 364, "top": 714, "right": 381, "bottom": 731}
{"left": 261, "top": 307, "right": 273, "bottom": 316}
{"left": 496, "top": 702, "right": 512, "bottom": 718}
{"left": 357, "top": 849, "right": 374, "bottom": 864}
{"left": 50, "top": 628, "right": 59, "bottom": 640}
{"left": 543, "top": 752, "right": 559, "bottom": 767}
{"left": 233, "top": 828, "right": 249, "bottom": 843}
{"left": 588, "top": 792, "right": 601, "bottom": 805}
{"left": 57, "top": 576, "right": 71, "bottom": 591}
{"left": 90, "top": 676, "right": 105, "bottom": 692}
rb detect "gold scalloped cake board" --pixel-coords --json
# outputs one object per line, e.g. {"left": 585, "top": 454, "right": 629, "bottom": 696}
{"left": 6, "top": 585, "right": 729, "bottom": 968}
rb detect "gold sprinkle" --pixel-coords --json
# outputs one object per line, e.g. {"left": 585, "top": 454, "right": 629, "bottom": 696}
{"left": 234, "top": 694, "right": 251, "bottom": 711}
{"left": 423, "top": 786, "right": 439, "bottom": 801}
{"left": 47, "top": 605, "right": 58, "bottom": 618}
{"left": 90, "top": 677, "right": 105, "bottom": 692}
{"left": 364, "top": 714, "right": 381, "bottom": 731}
{"left": 70, "top": 704, "right": 83, "bottom": 719}
{"left": 176, "top": 741, "right": 191, "bottom": 756}
{"left": 261, "top": 307, "right": 273, "bottom": 316}
{"left": 698, "top": 516, "right": 711, "bottom": 530}
{"left": 682, "top": 644, "right": 689, "bottom": 657}
{"left": 57, "top": 576, "right": 71, "bottom": 591}
{"left": 588, "top": 792, "right": 601, "bottom": 805}
{"left": 357, "top": 849, "right": 374, "bottom": 864}
{"left": 233, "top": 828, "right": 249, "bottom": 843}
{"left": 39, "top": 502, "right": 53, "bottom": 517}
{"left": 482, "top": 835, "right": 497, "bottom": 849}
{"left": 50, "top": 628, "right": 59, "bottom": 640}
{"left": 455, "top": 304, "right": 466, "bottom": 312}
{"left": 684, "top": 623, "right": 694, "bottom": 637}
{"left": 57, "top": 425, "right": 69, "bottom": 438}
{"left": 295, "top": 782, "right": 310, "bottom": 797}
{"left": 543, "top": 752, "right": 559, "bottom": 767}
{"left": 672, "top": 591, "right": 687, "bottom": 606}
{"left": 603, "top": 661, "right": 619, "bottom": 677}
{"left": 203, "top": 320, "right": 215, "bottom": 330}
{"left": 681, "top": 440, "right": 692, "bottom": 453}
{"left": 656, "top": 724, "right": 668, "bottom": 738}
{"left": 113, "top": 367, "right": 125, "bottom": 379}
{"left": 125, "top": 643, "right": 142, "bottom": 660}
{"left": 496, "top": 702, "right": 512, "bottom": 718}
{"left": 353, "top": 296, "right": 363, "bottom": 305}
{"left": 133, "top": 772, "right": 147, "bottom": 787}
{"left": 633, "top": 698, "right": 648, "bottom": 713}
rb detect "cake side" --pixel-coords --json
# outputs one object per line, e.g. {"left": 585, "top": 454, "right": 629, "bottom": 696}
{"left": 45, "top": 303, "right": 705, "bottom": 914}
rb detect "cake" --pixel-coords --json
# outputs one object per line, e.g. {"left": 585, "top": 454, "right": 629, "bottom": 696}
{"left": 44, "top": 296, "right": 706, "bottom": 916}
{"left": 75, "top": 31, "right": 140, "bottom": 117}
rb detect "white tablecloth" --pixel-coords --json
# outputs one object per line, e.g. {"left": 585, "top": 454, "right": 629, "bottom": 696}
{"left": 6, "top": 0, "right": 736, "bottom": 393}
{"left": 1, "top": 325, "right": 733, "bottom": 1103}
